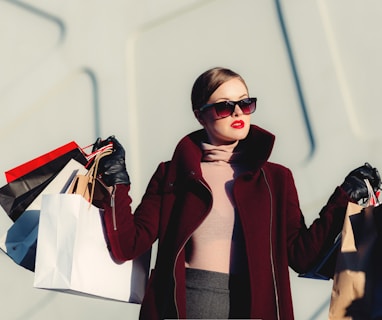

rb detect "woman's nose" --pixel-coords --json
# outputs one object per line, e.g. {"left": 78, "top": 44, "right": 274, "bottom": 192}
{"left": 232, "top": 104, "right": 243, "bottom": 116}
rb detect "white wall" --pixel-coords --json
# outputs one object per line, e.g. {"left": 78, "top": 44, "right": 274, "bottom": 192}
{"left": 1, "top": 0, "right": 382, "bottom": 319}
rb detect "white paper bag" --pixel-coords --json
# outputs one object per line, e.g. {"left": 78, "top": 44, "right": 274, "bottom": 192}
{"left": 34, "top": 193, "right": 149, "bottom": 302}
{"left": 0, "top": 159, "right": 87, "bottom": 270}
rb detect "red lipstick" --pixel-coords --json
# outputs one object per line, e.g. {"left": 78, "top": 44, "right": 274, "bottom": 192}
{"left": 231, "top": 120, "right": 244, "bottom": 129}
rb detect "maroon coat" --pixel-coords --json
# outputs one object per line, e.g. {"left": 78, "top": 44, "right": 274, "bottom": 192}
{"left": 102, "top": 125, "right": 350, "bottom": 320}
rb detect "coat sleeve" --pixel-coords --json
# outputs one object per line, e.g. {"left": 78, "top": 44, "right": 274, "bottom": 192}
{"left": 101, "top": 162, "right": 167, "bottom": 261}
{"left": 284, "top": 168, "right": 350, "bottom": 274}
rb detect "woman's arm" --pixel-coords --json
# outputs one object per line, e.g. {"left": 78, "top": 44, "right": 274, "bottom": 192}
{"left": 102, "top": 162, "right": 167, "bottom": 262}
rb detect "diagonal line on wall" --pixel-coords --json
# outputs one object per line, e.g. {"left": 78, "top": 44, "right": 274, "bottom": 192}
{"left": 274, "top": 0, "right": 316, "bottom": 161}
{"left": 4, "top": 0, "right": 66, "bottom": 42}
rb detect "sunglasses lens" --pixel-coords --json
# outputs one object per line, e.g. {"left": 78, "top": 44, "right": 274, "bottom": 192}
{"left": 214, "top": 102, "right": 234, "bottom": 118}
{"left": 239, "top": 98, "right": 256, "bottom": 115}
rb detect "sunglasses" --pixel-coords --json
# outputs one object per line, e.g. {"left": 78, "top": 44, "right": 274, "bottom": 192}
{"left": 198, "top": 97, "right": 257, "bottom": 119}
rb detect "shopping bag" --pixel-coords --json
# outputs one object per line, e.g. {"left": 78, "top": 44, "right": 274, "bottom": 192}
{"left": 33, "top": 193, "right": 149, "bottom": 302}
{"left": 370, "top": 204, "right": 382, "bottom": 318}
{"left": 34, "top": 150, "right": 149, "bottom": 302}
{"left": 0, "top": 159, "right": 87, "bottom": 271}
{"left": 0, "top": 209, "right": 39, "bottom": 271}
{"left": 5, "top": 141, "right": 80, "bottom": 183}
{"left": 0, "top": 141, "right": 112, "bottom": 221}
{"left": 0, "top": 148, "right": 88, "bottom": 221}
{"left": 329, "top": 180, "right": 381, "bottom": 319}
{"left": 4, "top": 140, "right": 113, "bottom": 183}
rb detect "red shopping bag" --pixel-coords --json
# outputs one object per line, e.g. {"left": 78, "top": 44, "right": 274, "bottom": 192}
{"left": 4, "top": 141, "right": 113, "bottom": 183}
{"left": 5, "top": 141, "right": 80, "bottom": 183}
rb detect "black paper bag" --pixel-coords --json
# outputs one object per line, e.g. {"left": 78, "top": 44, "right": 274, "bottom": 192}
{"left": 0, "top": 148, "right": 87, "bottom": 221}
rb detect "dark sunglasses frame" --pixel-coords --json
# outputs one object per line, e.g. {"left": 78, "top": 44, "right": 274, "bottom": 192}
{"left": 198, "top": 97, "right": 257, "bottom": 119}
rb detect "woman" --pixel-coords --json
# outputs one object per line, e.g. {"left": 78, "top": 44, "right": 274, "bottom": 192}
{"left": 94, "top": 67, "right": 380, "bottom": 319}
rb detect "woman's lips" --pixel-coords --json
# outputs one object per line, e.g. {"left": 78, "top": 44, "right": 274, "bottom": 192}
{"left": 231, "top": 120, "right": 245, "bottom": 129}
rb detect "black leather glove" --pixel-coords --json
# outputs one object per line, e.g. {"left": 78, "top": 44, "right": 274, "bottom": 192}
{"left": 341, "top": 162, "right": 381, "bottom": 201}
{"left": 92, "top": 136, "right": 130, "bottom": 186}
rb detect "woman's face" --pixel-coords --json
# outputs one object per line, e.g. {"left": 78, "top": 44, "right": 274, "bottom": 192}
{"left": 196, "top": 78, "right": 251, "bottom": 145}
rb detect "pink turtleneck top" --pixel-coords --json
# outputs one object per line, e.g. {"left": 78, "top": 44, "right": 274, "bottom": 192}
{"left": 185, "top": 141, "right": 249, "bottom": 275}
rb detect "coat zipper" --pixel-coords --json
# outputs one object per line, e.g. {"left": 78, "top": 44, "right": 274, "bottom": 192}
{"left": 110, "top": 185, "right": 117, "bottom": 231}
{"left": 173, "top": 177, "right": 212, "bottom": 319}
{"left": 261, "top": 168, "right": 281, "bottom": 320}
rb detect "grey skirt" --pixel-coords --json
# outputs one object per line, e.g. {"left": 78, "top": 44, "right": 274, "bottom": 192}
{"left": 185, "top": 268, "right": 250, "bottom": 319}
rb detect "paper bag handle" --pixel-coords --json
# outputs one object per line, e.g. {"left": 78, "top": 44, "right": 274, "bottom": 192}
{"left": 86, "top": 149, "right": 112, "bottom": 203}
{"left": 68, "top": 148, "right": 112, "bottom": 204}
{"left": 364, "top": 178, "right": 379, "bottom": 206}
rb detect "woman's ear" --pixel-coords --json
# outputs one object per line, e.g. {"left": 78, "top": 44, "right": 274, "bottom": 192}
{"left": 194, "top": 110, "right": 205, "bottom": 126}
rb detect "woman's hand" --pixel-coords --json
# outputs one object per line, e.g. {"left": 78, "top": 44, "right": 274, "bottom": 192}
{"left": 92, "top": 136, "right": 130, "bottom": 186}
{"left": 341, "top": 162, "right": 381, "bottom": 201}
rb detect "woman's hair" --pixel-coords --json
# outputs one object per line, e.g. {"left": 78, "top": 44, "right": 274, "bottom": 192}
{"left": 191, "top": 67, "right": 248, "bottom": 111}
